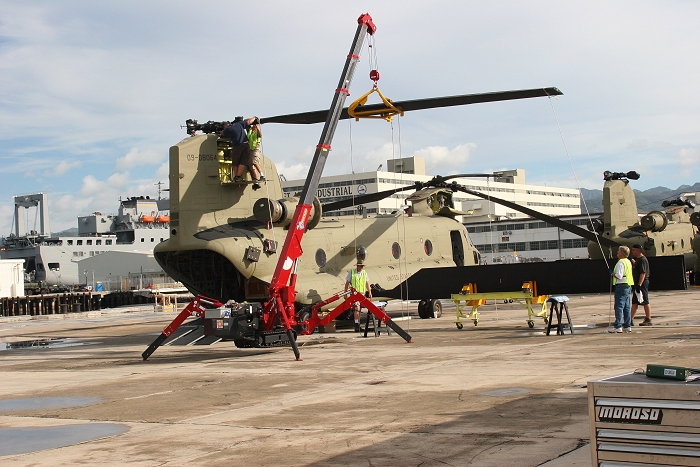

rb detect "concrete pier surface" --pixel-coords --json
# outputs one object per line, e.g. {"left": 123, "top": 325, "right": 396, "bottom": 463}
{"left": 1, "top": 289, "right": 699, "bottom": 466}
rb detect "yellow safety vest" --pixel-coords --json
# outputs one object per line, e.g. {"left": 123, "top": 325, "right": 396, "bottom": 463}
{"left": 351, "top": 269, "right": 367, "bottom": 293}
{"left": 612, "top": 258, "right": 634, "bottom": 285}
{"left": 248, "top": 128, "right": 260, "bottom": 150}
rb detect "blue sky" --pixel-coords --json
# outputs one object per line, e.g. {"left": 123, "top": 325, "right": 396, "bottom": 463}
{"left": 1, "top": 1, "right": 699, "bottom": 233}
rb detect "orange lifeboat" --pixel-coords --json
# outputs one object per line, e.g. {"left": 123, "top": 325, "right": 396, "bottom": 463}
{"left": 156, "top": 215, "right": 170, "bottom": 223}
{"left": 140, "top": 214, "right": 155, "bottom": 223}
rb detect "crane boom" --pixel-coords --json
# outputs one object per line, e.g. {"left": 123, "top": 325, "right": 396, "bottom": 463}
{"left": 261, "top": 13, "right": 377, "bottom": 359}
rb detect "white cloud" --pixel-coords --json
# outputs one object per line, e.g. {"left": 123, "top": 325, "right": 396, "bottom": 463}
{"left": 0, "top": 202, "right": 15, "bottom": 236}
{"left": 364, "top": 142, "right": 397, "bottom": 170}
{"left": 79, "top": 175, "right": 106, "bottom": 196}
{"left": 627, "top": 139, "right": 673, "bottom": 151}
{"left": 412, "top": 144, "right": 477, "bottom": 174}
{"left": 154, "top": 162, "right": 169, "bottom": 182}
{"left": 107, "top": 172, "right": 129, "bottom": 187}
{"left": 679, "top": 147, "right": 700, "bottom": 167}
{"left": 275, "top": 161, "right": 308, "bottom": 181}
{"left": 115, "top": 148, "right": 164, "bottom": 171}
{"left": 678, "top": 147, "right": 700, "bottom": 178}
{"left": 45, "top": 159, "right": 81, "bottom": 176}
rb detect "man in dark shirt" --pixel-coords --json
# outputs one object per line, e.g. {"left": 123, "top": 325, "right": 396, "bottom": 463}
{"left": 630, "top": 244, "right": 652, "bottom": 326}
{"left": 221, "top": 116, "right": 258, "bottom": 182}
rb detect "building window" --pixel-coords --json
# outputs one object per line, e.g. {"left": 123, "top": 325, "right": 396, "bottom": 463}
{"left": 87, "top": 240, "right": 92, "bottom": 245}
{"left": 106, "top": 239, "right": 112, "bottom": 245}
{"left": 96, "top": 240, "right": 102, "bottom": 245}
{"left": 151, "top": 238, "right": 154, "bottom": 242}
{"left": 141, "top": 238, "right": 145, "bottom": 242}
{"left": 48, "top": 263, "right": 60, "bottom": 271}
{"left": 67, "top": 240, "right": 73, "bottom": 245}
{"left": 77, "top": 240, "right": 83, "bottom": 245}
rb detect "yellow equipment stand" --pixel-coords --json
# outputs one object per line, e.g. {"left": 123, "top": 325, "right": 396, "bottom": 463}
{"left": 450, "top": 281, "right": 550, "bottom": 329}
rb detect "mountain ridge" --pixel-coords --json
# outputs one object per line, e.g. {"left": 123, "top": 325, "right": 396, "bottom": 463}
{"left": 580, "top": 182, "right": 700, "bottom": 213}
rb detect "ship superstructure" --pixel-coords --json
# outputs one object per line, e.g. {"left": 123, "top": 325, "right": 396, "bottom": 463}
{"left": 1, "top": 193, "right": 170, "bottom": 285}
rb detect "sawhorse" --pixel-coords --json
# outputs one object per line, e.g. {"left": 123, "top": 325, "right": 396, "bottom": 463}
{"left": 451, "top": 282, "right": 550, "bottom": 329}
{"left": 546, "top": 296, "right": 573, "bottom": 335}
{"left": 363, "top": 312, "right": 392, "bottom": 337}
{"left": 362, "top": 301, "right": 392, "bottom": 337}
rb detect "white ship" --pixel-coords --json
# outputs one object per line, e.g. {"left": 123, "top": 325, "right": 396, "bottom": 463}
{"left": 1, "top": 193, "right": 170, "bottom": 285}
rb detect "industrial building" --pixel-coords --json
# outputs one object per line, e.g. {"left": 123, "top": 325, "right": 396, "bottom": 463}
{"left": 281, "top": 156, "right": 581, "bottom": 222}
{"left": 465, "top": 214, "right": 592, "bottom": 263}
{"left": 0, "top": 259, "right": 24, "bottom": 298}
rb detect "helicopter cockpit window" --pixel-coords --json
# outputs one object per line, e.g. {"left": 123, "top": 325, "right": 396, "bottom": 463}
{"left": 315, "top": 249, "right": 327, "bottom": 268}
{"left": 392, "top": 242, "right": 401, "bottom": 259}
{"left": 424, "top": 239, "right": 433, "bottom": 256}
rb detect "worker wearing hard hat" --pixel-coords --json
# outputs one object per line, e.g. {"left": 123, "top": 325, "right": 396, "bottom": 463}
{"left": 345, "top": 260, "right": 372, "bottom": 332}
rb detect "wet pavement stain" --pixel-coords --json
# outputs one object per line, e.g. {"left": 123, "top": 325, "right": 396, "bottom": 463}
{"left": 0, "top": 396, "right": 101, "bottom": 412}
{"left": 482, "top": 388, "right": 532, "bottom": 397}
{"left": 0, "top": 424, "right": 128, "bottom": 456}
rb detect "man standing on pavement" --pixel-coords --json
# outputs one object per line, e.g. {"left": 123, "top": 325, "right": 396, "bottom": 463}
{"left": 221, "top": 116, "right": 258, "bottom": 182}
{"left": 630, "top": 244, "right": 652, "bottom": 326}
{"left": 344, "top": 260, "right": 372, "bottom": 332}
{"left": 610, "top": 245, "right": 634, "bottom": 333}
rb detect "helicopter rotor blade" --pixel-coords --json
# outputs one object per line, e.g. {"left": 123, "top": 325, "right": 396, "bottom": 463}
{"left": 450, "top": 185, "right": 620, "bottom": 248}
{"left": 321, "top": 173, "right": 497, "bottom": 212}
{"left": 261, "top": 87, "right": 563, "bottom": 125}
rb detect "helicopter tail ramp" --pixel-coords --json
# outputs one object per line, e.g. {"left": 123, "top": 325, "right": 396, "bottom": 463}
{"left": 379, "top": 255, "right": 687, "bottom": 300}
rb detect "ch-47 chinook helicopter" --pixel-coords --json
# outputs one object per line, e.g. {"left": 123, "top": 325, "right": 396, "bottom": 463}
{"left": 422, "top": 169, "right": 699, "bottom": 271}
{"left": 404, "top": 170, "right": 698, "bottom": 272}
{"left": 450, "top": 169, "right": 699, "bottom": 274}
{"left": 142, "top": 13, "right": 565, "bottom": 360}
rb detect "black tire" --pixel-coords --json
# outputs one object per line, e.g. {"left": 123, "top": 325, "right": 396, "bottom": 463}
{"left": 296, "top": 309, "right": 311, "bottom": 332}
{"left": 456, "top": 322, "right": 463, "bottom": 330}
{"left": 429, "top": 299, "right": 442, "bottom": 318}
{"left": 417, "top": 300, "right": 432, "bottom": 319}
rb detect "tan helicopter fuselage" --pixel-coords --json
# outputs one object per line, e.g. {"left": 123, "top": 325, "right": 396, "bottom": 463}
{"left": 587, "top": 179, "right": 697, "bottom": 271}
{"left": 154, "top": 134, "right": 478, "bottom": 305}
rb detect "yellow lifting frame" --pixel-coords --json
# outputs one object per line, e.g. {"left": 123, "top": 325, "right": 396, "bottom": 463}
{"left": 450, "top": 281, "right": 550, "bottom": 330}
{"left": 347, "top": 86, "right": 404, "bottom": 122}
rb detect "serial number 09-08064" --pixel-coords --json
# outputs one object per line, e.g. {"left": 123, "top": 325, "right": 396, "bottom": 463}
{"left": 186, "top": 154, "right": 216, "bottom": 162}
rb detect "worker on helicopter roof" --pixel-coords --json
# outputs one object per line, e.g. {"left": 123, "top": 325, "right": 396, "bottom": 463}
{"left": 221, "top": 116, "right": 258, "bottom": 182}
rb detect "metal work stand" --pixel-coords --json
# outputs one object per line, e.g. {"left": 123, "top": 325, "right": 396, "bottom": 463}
{"left": 546, "top": 296, "right": 573, "bottom": 335}
{"left": 363, "top": 307, "right": 392, "bottom": 337}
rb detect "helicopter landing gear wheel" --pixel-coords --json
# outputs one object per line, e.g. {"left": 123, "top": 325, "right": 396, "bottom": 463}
{"left": 456, "top": 322, "right": 463, "bottom": 330}
{"left": 544, "top": 317, "right": 549, "bottom": 325}
{"left": 418, "top": 300, "right": 431, "bottom": 319}
{"left": 473, "top": 320, "right": 478, "bottom": 326}
{"left": 418, "top": 299, "right": 442, "bottom": 319}
{"left": 430, "top": 299, "right": 442, "bottom": 318}
{"left": 527, "top": 320, "right": 534, "bottom": 328}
